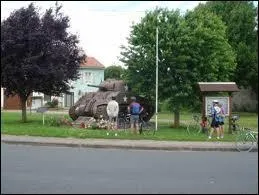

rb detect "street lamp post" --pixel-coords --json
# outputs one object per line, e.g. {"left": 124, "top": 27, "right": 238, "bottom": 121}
{"left": 155, "top": 26, "right": 158, "bottom": 131}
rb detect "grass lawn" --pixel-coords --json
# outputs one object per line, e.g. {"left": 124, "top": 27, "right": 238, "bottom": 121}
{"left": 1, "top": 111, "right": 258, "bottom": 142}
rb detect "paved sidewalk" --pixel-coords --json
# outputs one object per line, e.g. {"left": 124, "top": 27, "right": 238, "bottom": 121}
{"left": 2, "top": 134, "right": 257, "bottom": 152}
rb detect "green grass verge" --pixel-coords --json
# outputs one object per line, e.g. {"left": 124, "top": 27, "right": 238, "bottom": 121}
{"left": 1, "top": 111, "right": 257, "bottom": 142}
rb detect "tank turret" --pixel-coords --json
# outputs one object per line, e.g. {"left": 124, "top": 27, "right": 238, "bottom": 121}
{"left": 69, "top": 79, "right": 155, "bottom": 122}
{"left": 88, "top": 79, "right": 127, "bottom": 92}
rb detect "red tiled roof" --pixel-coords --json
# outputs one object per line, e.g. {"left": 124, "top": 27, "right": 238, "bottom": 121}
{"left": 80, "top": 56, "right": 105, "bottom": 69}
{"left": 198, "top": 82, "right": 239, "bottom": 92}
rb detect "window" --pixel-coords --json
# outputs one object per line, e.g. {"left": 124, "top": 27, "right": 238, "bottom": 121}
{"left": 64, "top": 92, "right": 74, "bottom": 107}
{"left": 44, "top": 94, "right": 51, "bottom": 102}
{"left": 80, "top": 73, "right": 84, "bottom": 83}
{"left": 84, "top": 72, "right": 93, "bottom": 84}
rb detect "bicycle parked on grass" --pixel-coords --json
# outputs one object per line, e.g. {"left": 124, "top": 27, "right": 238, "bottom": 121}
{"left": 231, "top": 115, "right": 240, "bottom": 133}
{"left": 235, "top": 127, "right": 258, "bottom": 152}
{"left": 117, "top": 112, "right": 131, "bottom": 132}
{"left": 117, "top": 112, "right": 155, "bottom": 135}
{"left": 139, "top": 112, "right": 156, "bottom": 136}
{"left": 186, "top": 114, "right": 202, "bottom": 135}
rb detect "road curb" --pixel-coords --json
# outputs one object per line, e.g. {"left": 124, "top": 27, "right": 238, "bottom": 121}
{"left": 1, "top": 135, "right": 257, "bottom": 152}
{"left": 2, "top": 139, "right": 252, "bottom": 152}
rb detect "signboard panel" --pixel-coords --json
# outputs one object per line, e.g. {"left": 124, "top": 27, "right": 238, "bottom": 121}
{"left": 205, "top": 96, "right": 229, "bottom": 116}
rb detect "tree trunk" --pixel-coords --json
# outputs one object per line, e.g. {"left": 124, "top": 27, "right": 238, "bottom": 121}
{"left": 174, "top": 110, "right": 180, "bottom": 127}
{"left": 21, "top": 97, "right": 27, "bottom": 123}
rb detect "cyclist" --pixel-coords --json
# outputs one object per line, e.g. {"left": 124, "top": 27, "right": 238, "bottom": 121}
{"left": 208, "top": 100, "right": 221, "bottom": 140}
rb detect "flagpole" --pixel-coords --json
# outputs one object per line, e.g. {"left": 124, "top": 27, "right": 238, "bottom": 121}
{"left": 155, "top": 26, "right": 158, "bottom": 132}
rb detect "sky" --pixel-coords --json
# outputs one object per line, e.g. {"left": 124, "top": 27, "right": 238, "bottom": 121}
{"left": 2, "top": 1, "right": 256, "bottom": 68}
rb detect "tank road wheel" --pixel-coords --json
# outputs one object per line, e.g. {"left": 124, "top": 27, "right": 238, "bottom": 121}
{"left": 95, "top": 105, "right": 109, "bottom": 120}
{"left": 69, "top": 105, "right": 78, "bottom": 121}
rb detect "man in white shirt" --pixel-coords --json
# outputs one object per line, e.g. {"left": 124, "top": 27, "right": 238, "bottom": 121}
{"left": 106, "top": 96, "right": 119, "bottom": 130}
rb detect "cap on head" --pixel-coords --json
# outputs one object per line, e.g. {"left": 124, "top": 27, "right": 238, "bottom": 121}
{"left": 212, "top": 100, "right": 219, "bottom": 103}
{"left": 131, "top": 96, "right": 136, "bottom": 101}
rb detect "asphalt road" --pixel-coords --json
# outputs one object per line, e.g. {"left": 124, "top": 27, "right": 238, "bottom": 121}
{"left": 1, "top": 143, "right": 258, "bottom": 194}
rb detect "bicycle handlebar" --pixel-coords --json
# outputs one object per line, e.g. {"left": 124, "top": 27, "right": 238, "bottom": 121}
{"left": 231, "top": 115, "right": 239, "bottom": 121}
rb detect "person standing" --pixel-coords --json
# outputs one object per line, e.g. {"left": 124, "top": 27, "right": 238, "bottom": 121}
{"left": 218, "top": 103, "right": 225, "bottom": 138}
{"left": 106, "top": 96, "right": 119, "bottom": 130}
{"left": 127, "top": 96, "right": 143, "bottom": 135}
{"left": 208, "top": 100, "right": 221, "bottom": 140}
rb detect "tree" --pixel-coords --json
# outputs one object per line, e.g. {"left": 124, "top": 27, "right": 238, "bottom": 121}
{"left": 197, "top": 1, "right": 258, "bottom": 97}
{"left": 104, "top": 65, "right": 126, "bottom": 80}
{"left": 120, "top": 7, "right": 236, "bottom": 127}
{"left": 1, "top": 3, "right": 85, "bottom": 122}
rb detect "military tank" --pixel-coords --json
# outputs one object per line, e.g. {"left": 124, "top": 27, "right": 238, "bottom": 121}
{"left": 68, "top": 79, "right": 155, "bottom": 122}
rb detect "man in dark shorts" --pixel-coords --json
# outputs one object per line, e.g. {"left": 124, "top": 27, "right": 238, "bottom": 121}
{"left": 127, "top": 96, "right": 143, "bottom": 134}
{"left": 208, "top": 100, "right": 221, "bottom": 139}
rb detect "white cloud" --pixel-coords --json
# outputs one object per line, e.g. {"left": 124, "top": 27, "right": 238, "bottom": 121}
{"left": 1, "top": 1, "right": 204, "bottom": 67}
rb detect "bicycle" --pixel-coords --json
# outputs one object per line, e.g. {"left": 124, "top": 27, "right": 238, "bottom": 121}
{"left": 186, "top": 114, "right": 202, "bottom": 135}
{"left": 235, "top": 127, "right": 258, "bottom": 152}
{"left": 139, "top": 113, "right": 156, "bottom": 136}
{"left": 231, "top": 115, "right": 240, "bottom": 133}
{"left": 117, "top": 112, "right": 131, "bottom": 132}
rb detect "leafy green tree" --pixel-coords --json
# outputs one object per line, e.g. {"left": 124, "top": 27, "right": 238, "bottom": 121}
{"left": 120, "top": 7, "right": 236, "bottom": 127}
{"left": 104, "top": 65, "right": 126, "bottom": 80}
{"left": 1, "top": 3, "right": 85, "bottom": 122}
{"left": 197, "top": 1, "right": 258, "bottom": 96}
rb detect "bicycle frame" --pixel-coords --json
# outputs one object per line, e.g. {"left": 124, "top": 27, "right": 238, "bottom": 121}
{"left": 186, "top": 114, "right": 202, "bottom": 135}
{"left": 139, "top": 113, "right": 155, "bottom": 135}
{"left": 117, "top": 112, "right": 131, "bottom": 131}
{"left": 235, "top": 127, "right": 258, "bottom": 152}
{"left": 231, "top": 115, "right": 240, "bottom": 132}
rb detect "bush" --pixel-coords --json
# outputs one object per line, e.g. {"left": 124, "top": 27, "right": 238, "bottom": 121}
{"left": 45, "top": 98, "right": 59, "bottom": 108}
{"left": 46, "top": 115, "right": 72, "bottom": 127}
{"left": 46, "top": 115, "right": 61, "bottom": 126}
{"left": 52, "top": 98, "right": 59, "bottom": 107}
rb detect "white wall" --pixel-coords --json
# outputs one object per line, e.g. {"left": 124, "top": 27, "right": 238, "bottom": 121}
{"left": 30, "top": 91, "right": 65, "bottom": 108}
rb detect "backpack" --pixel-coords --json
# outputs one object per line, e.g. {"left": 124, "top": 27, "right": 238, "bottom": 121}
{"left": 130, "top": 103, "right": 141, "bottom": 115}
{"left": 213, "top": 106, "right": 221, "bottom": 122}
{"left": 218, "top": 108, "right": 225, "bottom": 122}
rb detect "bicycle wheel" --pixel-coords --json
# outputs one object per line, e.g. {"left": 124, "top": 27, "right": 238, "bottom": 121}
{"left": 141, "top": 121, "right": 155, "bottom": 136}
{"left": 117, "top": 118, "right": 126, "bottom": 131}
{"left": 193, "top": 122, "right": 201, "bottom": 135}
{"left": 232, "top": 124, "right": 240, "bottom": 134}
{"left": 186, "top": 122, "right": 192, "bottom": 135}
{"left": 235, "top": 124, "right": 240, "bottom": 132}
{"left": 186, "top": 123, "right": 191, "bottom": 135}
{"left": 235, "top": 131, "right": 255, "bottom": 152}
{"left": 125, "top": 120, "right": 131, "bottom": 130}
{"left": 186, "top": 121, "right": 199, "bottom": 135}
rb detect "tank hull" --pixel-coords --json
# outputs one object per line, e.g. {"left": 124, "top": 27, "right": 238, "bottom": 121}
{"left": 69, "top": 79, "right": 155, "bottom": 122}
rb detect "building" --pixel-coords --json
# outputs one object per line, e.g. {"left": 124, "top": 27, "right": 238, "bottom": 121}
{"left": 62, "top": 56, "right": 105, "bottom": 108}
{"left": 2, "top": 56, "right": 105, "bottom": 110}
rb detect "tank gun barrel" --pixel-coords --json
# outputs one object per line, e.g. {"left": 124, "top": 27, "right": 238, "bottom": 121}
{"left": 87, "top": 84, "right": 114, "bottom": 91}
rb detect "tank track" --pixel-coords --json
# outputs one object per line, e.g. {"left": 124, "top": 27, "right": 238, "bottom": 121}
{"left": 69, "top": 105, "right": 77, "bottom": 121}
{"left": 94, "top": 104, "right": 108, "bottom": 120}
